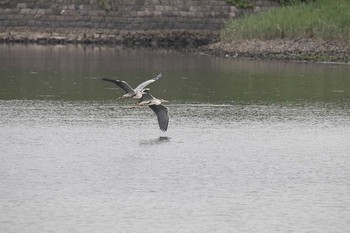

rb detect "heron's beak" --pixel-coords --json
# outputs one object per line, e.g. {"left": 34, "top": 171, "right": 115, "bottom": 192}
{"left": 161, "top": 99, "right": 169, "bottom": 103}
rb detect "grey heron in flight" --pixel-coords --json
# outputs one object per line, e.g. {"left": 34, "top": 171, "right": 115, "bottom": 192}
{"left": 131, "top": 89, "right": 169, "bottom": 132}
{"left": 102, "top": 73, "right": 162, "bottom": 99}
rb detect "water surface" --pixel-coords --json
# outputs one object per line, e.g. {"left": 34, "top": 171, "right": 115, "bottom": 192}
{"left": 0, "top": 44, "right": 350, "bottom": 233}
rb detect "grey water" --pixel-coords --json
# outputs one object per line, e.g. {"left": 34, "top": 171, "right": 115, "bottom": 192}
{"left": 0, "top": 44, "right": 350, "bottom": 233}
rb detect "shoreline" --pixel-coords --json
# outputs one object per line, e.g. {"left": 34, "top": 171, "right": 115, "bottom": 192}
{"left": 1, "top": 29, "right": 349, "bottom": 63}
{"left": 0, "top": 28, "right": 218, "bottom": 47}
{"left": 197, "top": 39, "right": 349, "bottom": 63}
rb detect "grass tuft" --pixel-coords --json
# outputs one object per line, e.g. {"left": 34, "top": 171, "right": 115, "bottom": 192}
{"left": 222, "top": 0, "right": 350, "bottom": 44}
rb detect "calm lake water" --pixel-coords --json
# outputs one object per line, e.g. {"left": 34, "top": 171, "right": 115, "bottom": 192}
{"left": 0, "top": 44, "right": 350, "bottom": 233}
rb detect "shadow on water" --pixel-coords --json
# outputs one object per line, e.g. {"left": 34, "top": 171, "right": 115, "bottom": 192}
{"left": 139, "top": 136, "right": 171, "bottom": 146}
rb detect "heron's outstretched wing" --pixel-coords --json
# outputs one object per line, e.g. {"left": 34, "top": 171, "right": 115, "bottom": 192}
{"left": 134, "top": 73, "right": 162, "bottom": 92}
{"left": 102, "top": 78, "right": 134, "bottom": 94}
{"left": 149, "top": 104, "right": 169, "bottom": 131}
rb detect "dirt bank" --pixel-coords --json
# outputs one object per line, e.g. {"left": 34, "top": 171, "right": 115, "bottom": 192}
{"left": 0, "top": 28, "right": 218, "bottom": 47}
{"left": 198, "top": 39, "right": 349, "bottom": 63}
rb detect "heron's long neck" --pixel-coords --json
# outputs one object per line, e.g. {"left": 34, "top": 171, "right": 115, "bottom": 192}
{"left": 133, "top": 93, "right": 143, "bottom": 99}
{"left": 153, "top": 99, "right": 161, "bottom": 105}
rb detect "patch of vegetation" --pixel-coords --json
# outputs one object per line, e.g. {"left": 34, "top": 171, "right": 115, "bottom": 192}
{"left": 222, "top": 0, "right": 350, "bottom": 44}
{"left": 275, "top": 0, "right": 314, "bottom": 6}
{"left": 97, "top": 0, "right": 111, "bottom": 11}
{"left": 0, "top": 0, "right": 16, "bottom": 8}
{"left": 225, "top": 0, "right": 315, "bottom": 8}
{"left": 225, "top": 0, "right": 253, "bottom": 8}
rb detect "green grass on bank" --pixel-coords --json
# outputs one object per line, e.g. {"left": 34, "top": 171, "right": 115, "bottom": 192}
{"left": 222, "top": 0, "right": 350, "bottom": 44}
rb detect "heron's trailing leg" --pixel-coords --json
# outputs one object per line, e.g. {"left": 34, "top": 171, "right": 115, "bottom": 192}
{"left": 128, "top": 104, "right": 143, "bottom": 109}
{"left": 117, "top": 96, "right": 128, "bottom": 100}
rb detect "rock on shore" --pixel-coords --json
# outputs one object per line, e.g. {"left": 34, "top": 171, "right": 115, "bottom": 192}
{"left": 199, "top": 39, "right": 349, "bottom": 62}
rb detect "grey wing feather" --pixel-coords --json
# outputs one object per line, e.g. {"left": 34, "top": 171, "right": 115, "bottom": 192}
{"left": 102, "top": 78, "right": 134, "bottom": 94}
{"left": 149, "top": 104, "right": 169, "bottom": 131}
{"left": 134, "top": 73, "right": 162, "bottom": 92}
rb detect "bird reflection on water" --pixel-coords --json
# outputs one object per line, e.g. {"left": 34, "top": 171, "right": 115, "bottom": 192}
{"left": 139, "top": 136, "right": 171, "bottom": 146}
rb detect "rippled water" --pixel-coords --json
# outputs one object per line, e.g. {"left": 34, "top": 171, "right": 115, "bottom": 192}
{"left": 1, "top": 45, "right": 350, "bottom": 233}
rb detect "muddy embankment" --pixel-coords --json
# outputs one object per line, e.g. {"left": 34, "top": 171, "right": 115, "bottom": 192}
{"left": 198, "top": 39, "right": 350, "bottom": 62}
